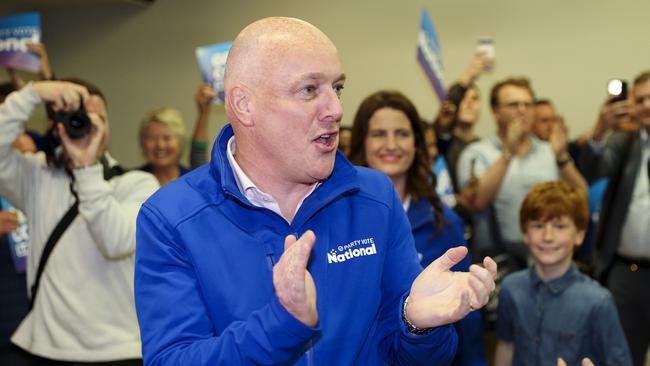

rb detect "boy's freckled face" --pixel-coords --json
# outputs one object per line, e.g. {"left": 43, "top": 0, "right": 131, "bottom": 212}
{"left": 523, "top": 216, "right": 585, "bottom": 269}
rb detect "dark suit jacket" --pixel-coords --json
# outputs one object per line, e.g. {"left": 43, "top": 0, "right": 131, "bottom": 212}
{"left": 582, "top": 131, "right": 642, "bottom": 280}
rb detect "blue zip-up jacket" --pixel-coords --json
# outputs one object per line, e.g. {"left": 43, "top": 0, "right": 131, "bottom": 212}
{"left": 135, "top": 125, "right": 457, "bottom": 365}
{"left": 407, "top": 199, "right": 487, "bottom": 366}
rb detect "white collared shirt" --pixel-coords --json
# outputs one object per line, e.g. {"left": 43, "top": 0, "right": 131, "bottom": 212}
{"left": 226, "top": 136, "right": 319, "bottom": 223}
{"left": 401, "top": 194, "right": 411, "bottom": 212}
{"left": 619, "top": 128, "right": 650, "bottom": 260}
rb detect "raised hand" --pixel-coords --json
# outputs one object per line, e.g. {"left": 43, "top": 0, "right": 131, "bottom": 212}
{"left": 32, "top": 81, "right": 89, "bottom": 112}
{"left": 459, "top": 51, "right": 491, "bottom": 86}
{"left": 434, "top": 102, "right": 457, "bottom": 135}
{"left": 26, "top": 41, "right": 53, "bottom": 80}
{"left": 195, "top": 84, "right": 217, "bottom": 115}
{"left": 592, "top": 97, "right": 632, "bottom": 141}
{"left": 273, "top": 231, "right": 318, "bottom": 327}
{"left": 505, "top": 118, "right": 526, "bottom": 154}
{"left": 406, "top": 247, "right": 497, "bottom": 328}
{"left": 58, "top": 107, "right": 106, "bottom": 169}
{"left": 549, "top": 121, "right": 568, "bottom": 157}
{"left": 0, "top": 210, "right": 18, "bottom": 235}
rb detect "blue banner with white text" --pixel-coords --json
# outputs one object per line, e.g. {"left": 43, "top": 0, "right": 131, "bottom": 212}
{"left": 196, "top": 41, "right": 232, "bottom": 104}
{"left": 0, "top": 12, "right": 41, "bottom": 73}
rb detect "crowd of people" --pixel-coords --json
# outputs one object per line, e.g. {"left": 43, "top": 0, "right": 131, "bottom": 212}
{"left": 0, "top": 15, "right": 648, "bottom": 366}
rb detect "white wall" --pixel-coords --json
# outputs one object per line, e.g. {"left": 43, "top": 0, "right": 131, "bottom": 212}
{"left": 1, "top": 0, "right": 649, "bottom": 167}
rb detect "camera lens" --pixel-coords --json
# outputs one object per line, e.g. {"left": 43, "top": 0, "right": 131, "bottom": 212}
{"left": 69, "top": 118, "right": 84, "bottom": 128}
{"left": 61, "top": 105, "right": 92, "bottom": 139}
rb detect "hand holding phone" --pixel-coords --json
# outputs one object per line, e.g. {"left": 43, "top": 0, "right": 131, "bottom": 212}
{"left": 607, "top": 79, "right": 627, "bottom": 104}
{"left": 476, "top": 38, "right": 495, "bottom": 72}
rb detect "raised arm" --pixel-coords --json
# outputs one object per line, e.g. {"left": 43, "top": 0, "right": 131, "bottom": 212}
{"left": 190, "top": 84, "right": 217, "bottom": 168}
{"left": 0, "top": 81, "right": 86, "bottom": 209}
{"left": 548, "top": 121, "right": 588, "bottom": 192}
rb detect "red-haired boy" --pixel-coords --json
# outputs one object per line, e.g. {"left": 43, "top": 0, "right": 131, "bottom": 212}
{"left": 494, "top": 181, "right": 632, "bottom": 366}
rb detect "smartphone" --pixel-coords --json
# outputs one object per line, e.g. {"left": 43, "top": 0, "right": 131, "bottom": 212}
{"left": 476, "top": 38, "right": 495, "bottom": 71}
{"left": 607, "top": 79, "right": 628, "bottom": 103}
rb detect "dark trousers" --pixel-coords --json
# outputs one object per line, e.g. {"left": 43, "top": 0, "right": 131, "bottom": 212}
{"left": 607, "top": 259, "right": 650, "bottom": 366}
{"left": 9, "top": 346, "right": 142, "bottom": 366}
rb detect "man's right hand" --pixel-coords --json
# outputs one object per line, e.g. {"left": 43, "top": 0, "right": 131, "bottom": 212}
{"left": 31, "top": 81, "right": 89, "bottom": 112}
{"left": 505, "top": 118, "right": 526, "bottom": 154}
{"left": 0, "top": 210, "right": 18, "bottom": 235}
{"left": 459, "top": 51, "right": 490, "bottom": 86}
{"left": 195, "top": 84, "right": 217, "bottom": 115}
{"left": 592, "top": 97, "right": 631, "bottom": 142}
{"left": 273, "top": 230, "right": 318, "bottom": 327}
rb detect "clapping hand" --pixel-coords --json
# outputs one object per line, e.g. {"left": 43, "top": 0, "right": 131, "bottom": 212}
{"left": 273, "top": 231, "right": 318, "bottom": 327}
{"left": 405, "top": 247, "right": 497, "bottom": 328}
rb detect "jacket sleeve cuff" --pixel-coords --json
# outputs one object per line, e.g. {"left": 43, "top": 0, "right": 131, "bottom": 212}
{"left": 397, "top": 293, "right": 456, "bottom": 343}
{"left": 269, "top": 294, "right": 320, "bottom": 341}
{"left": 21, "top": 82, "right": 43, "bottom": 105}
{"left": 72, "top": 163, "right": 108, "bottom": 198}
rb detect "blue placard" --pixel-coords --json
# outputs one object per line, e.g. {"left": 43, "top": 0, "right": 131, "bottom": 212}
{"left": 0, "top": 12, "right": 41, "bottom": 73}
{"left": 195, "top": 41, "right": 232, "bottom": 104}
{"left": 416, "top": 8, "right": 446, "bottom": 102}
{"left": 0, "top": 197, "right": 28, "bottom": 274}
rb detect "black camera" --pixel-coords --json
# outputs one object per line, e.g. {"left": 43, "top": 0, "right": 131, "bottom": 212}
{"left": 47, "top": 102, "right": 92, "bottom": 139}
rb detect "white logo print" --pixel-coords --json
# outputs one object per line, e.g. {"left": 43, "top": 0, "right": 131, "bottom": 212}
{"left": 327, "top": 237, "right": 377, "bottom": 264}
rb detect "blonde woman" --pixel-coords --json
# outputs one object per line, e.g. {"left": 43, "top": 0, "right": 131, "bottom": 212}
{"left": 138, "top": 107, "right": 189, "bottom": 186}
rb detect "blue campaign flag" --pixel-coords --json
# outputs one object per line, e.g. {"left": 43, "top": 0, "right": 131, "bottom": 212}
{"left": 195, "top": 41, "right": 232, "bottom": 104}
{"left": 416, "top": 8, "right": 446, "bottom": 102}
{"left": 0, "top": 12, "right": 41, "bottom": 73}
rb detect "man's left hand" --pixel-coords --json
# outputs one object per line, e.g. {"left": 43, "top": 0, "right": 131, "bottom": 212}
{"left": 406, "top": 246, "right": 497, "bottom": 329}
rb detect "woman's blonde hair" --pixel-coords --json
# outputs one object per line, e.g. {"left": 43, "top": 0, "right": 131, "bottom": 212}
{"left": 139, "top": 107, "right": 187, "bottom": 153}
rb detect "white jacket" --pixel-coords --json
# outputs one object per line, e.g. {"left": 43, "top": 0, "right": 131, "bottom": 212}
{"left": 0, "top": 84, "right": 159, "bottom": 361}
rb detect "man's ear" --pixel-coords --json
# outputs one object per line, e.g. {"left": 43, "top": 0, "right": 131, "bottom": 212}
{"left": 226, "top": 85, "right": 254, "bottom": 127}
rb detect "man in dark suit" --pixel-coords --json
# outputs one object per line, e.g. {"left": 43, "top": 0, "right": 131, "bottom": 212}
{"left": 583, "top": 70, "right": 650, "bottom": 366}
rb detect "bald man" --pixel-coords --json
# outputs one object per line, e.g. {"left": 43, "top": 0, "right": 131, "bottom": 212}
{"left": 135, "top": 17, "right": 497, "bottom": 365}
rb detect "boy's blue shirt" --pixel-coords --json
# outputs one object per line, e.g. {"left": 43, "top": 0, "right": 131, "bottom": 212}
{"left": 496, "top": 263, "right": 633, "bottom": 366}
{"left": 134, "top": 124, "right": 457, "bottom": 365}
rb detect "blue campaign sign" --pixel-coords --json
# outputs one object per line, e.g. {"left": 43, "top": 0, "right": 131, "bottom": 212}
{"left": 0, "top": 197, "right": 28, "bottom": 274}
{"left": 416, "top": 8, "right": 446, "bottom": 102}
{"left": 0, "top": 12, "right": 41, "bottom": 73}
{"left": 195, "top": 41, "right": 232, "bottom": 104}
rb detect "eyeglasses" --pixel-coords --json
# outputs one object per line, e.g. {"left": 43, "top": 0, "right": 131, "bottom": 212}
{"left": 500, "top": 101, "right": 533, "bottom": 110}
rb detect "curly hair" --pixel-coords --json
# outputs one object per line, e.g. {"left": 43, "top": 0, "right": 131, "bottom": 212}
{"left": 348, "top": 90, "right": 444, "bottom": 232}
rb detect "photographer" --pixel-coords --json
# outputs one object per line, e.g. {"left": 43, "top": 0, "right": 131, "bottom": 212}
{"left": 0, "top": 80, "right": 159, "bottom": 364}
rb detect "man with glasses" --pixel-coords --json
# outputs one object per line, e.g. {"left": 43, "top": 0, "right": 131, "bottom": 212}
{"left": 457, "top": 77, "right": 587, "bottom": 269}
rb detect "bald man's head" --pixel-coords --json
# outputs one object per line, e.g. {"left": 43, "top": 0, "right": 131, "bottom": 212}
{"left": 221, "top": 16, "right": 345, "bottom": 187}
{"left": 224, "top": 17, "right": 338, "bottom": 119}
